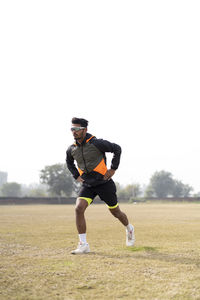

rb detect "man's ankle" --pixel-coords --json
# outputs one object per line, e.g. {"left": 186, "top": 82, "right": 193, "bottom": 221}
{"left": 79, "top": 233, "right": 87, "bottom": 244}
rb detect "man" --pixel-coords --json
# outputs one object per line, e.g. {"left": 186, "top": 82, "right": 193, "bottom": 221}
{"left": 66, "top": 117, "right": 135, "bottom": 254}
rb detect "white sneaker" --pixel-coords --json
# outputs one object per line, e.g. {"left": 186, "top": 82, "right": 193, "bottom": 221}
{"left": 126, "top": 225, "right": 135, "bottom": 246}
{"left": 71, "top": 242, "right": 90, "bottom": 254}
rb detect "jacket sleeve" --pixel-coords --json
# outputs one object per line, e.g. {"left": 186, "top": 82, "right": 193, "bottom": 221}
{"left": 92, "top": 138, "right": 122, "bottom": 170}
{"left": 66, "top": 146, "right": 80, "bottom": 180}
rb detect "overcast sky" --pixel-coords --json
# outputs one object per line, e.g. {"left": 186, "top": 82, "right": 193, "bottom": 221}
{"left": 0, "top": 1, "right": 200, "bottom": 192}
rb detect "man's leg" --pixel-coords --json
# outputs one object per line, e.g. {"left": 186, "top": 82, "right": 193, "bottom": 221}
{"left": 109, "top": 205, "right": 129, "bottom": 226}
{"left": 108, "top": 205, "right": 135, "bottom": 247}
{"left": 95, "top": 180, "right": 135, "bottom": 246}
{"left": 71, "top": 197, "right": 92, "bottom": 254}
{"left": 75, "top": 197, "right": 90, "bottom": 233}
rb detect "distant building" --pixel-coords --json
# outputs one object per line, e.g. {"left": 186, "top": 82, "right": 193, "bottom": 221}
{"left": 0, "top": 171, "right": 8, "bottom": 187}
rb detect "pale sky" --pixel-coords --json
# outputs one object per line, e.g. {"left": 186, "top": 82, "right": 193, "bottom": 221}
{"left": 0, "top": 1, "right": 200, "bottom": 192}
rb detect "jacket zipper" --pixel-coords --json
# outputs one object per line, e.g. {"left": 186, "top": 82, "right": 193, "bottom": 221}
{"left": 81, "top": 145, "right": 89, "bottom": 173}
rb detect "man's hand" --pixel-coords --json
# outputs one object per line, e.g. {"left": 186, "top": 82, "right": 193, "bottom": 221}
{"left": 77, "top": 176, "right": 84, "bottom": 183}
{"left": 104, "top": 169, "right": 115, "bottom": 180}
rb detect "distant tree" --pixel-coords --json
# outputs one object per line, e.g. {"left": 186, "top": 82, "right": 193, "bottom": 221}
{"left": 193, "top": 192, "right": 200, "bottom": 197}
{"left": 181, "top": 184, "right": 193, "bottom": 197}
{"left": 171, "top": 180, "right": 184, "bottom": 197}
{"left": 28, "top": 188, "right": 47, "bottom": 197}
{"left": 148, "top": 170, "right": 174, "bottom": 198}
{"left": 40, "top": 163, "right": 73, "bottom": 196}
{"left": 117, "top": 183, "right": 141, "bottom": 201}
{"left": 146, "top": 170, "right": 194, "bottom": 198}
{"left": 21, "top": 183, "right": 48, "bottom": 197}
{"left": 115, "top": 182, "right": 121, "bottom": 191}
{"left": 171, "top": 180, "right": 193, "bottom": 197}
{"left": 128, "top": 183, "right": 142, "bottom": 198}
{"left": 73, "top": 181, "right": 82, "bottom": 195}
{"left": 117, "top": 185, "right": 128, "bottom": 201}
{"left": 144, "top": 185, "right": 154, "bottom": 197}
{"left": 1, "top": 182, "right": 21, "bottom": 197}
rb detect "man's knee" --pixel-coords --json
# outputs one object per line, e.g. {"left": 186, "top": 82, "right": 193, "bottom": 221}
{"left": 75, "top": 205, "right": 85, "bottom": 215}
{"left": 75, "top": 198, "right": 88, "bottom": 214}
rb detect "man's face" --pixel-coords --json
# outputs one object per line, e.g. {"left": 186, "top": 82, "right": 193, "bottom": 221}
{"left": 71, "top": 123, "right": 87, "bottom": 141}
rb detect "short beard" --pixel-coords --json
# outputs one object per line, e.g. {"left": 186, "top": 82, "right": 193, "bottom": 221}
{"left": 75, "top": 131, "right": 85, "bottom": 142}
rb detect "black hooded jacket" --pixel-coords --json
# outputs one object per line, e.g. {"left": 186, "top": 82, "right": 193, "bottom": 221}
{"left": 66, "top": 133, "right": 121, "bottom": 187}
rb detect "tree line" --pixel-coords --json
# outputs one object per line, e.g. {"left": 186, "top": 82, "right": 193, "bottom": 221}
{"left": 0, "top": 164, "right": 199, "bottom": 199}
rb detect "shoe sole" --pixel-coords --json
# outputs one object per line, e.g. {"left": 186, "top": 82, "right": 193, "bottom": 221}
{"left": 71, "top": 251, "right": 90, "bottom": 255}
{"left": 126, "top": 242, "right": 135, "bottom": 246}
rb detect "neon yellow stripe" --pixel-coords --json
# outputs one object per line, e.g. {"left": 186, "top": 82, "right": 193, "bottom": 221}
{"left": 79, "top": 197, "right": 93, "bottom": 205}
{"left": 107, "top": 203, "right": 119, "bottom": 209}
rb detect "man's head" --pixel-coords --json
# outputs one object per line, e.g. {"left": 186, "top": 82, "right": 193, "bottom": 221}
{"left": 71, "top": 117, "right": 88, "bottom": 143}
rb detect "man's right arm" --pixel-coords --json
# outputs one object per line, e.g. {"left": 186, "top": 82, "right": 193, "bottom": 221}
{"left": 66, "top": 146, "right": 80, "bottom": 180}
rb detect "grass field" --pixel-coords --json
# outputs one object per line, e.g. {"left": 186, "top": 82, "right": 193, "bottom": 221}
{"left": 0, "top": 203, "right": 200, "bottom": 300}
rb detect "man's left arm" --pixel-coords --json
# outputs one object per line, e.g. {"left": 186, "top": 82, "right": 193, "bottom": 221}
{"left": 93, "top": 139, "right": 122, "bottom": 179}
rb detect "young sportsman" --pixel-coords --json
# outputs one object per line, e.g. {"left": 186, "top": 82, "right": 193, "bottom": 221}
{"left": 66, "top": 117, "right": 135, "bottom": 254}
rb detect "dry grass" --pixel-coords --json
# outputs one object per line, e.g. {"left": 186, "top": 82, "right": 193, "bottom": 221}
{"left": 0, "top": 203, "right": 200, "bottom": 300}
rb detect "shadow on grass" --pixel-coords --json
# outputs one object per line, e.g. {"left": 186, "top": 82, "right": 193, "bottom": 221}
{"left": 132, "top": 251, "right": 200, "bottom": 268}
{"left": 125, "top": 246, "right": 157, "bottom": 252}
{"left": 94, "top": 246, "right": 200, "bottom": 268}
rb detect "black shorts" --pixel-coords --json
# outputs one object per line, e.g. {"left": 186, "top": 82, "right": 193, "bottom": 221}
{"left": 78, "top": 179, "right": 118, "bottom": 209}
